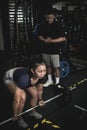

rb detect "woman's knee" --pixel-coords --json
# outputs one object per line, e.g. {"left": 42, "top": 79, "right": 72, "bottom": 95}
{"left": 14, "top": 90, "right": 26, "bottom": 104}
{"left": 20, "top": 92, "right": 26, "bottom": 104}
{"left": 37, "top": 84, "right": 43, "bottom": 93}
{"left": 32, "top": 91, "right": 38, "bottom": 99}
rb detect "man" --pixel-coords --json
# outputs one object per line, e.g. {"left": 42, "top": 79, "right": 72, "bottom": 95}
{"left": 36, "top": 8, "right": 66, "bottom": 87}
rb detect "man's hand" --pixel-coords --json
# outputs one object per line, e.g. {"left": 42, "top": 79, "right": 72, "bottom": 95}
{"left": 44, "top": 37, "right": 52, "bottom": 43}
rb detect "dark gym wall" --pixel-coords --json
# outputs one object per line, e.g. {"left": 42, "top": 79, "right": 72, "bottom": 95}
{"left": 32, "top": 0, "right": 52, "bottom": 21}
{"left": 0, "top": 0, "right": 11, "bottom": 52}
{"left": 0, "top": 0, "right": 52, "bottom": 52}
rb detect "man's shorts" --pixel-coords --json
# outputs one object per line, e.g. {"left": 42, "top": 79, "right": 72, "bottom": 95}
{"left": 42, "top": 53, "right": 60, "bottom": 68}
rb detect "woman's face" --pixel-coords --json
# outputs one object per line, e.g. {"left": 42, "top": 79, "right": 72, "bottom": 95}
{"left": 34, "top": 64, "right": 46, "bottom": 79}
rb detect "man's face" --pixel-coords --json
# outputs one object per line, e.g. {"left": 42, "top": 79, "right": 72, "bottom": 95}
{"left": 45, "top": 14, "right": 55, "bottom": 24}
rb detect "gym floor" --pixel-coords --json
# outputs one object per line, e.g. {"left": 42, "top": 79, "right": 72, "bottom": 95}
{"left": 0, "top": 51, "right": 87, "bottom": 130}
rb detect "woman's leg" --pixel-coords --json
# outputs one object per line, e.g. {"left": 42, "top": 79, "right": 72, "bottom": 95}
{"left": 27, "top": 86, "right": 38, "bottom": 108}
{"left": 7, "top": 83, "right": 26, "bottom": 119}
{"left": 27, "top": 87, "right": 43, "bottom": 119}
{"left": 13, "top": 87, "right": 26, "bottom": 119}
{"left": 37, "top": 84, "right": 43, "bottom": 101}
{"left": 7, "top": 83, "right": 28, "bottom": 128}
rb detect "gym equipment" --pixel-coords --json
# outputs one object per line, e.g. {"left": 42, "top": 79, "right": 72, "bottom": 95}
{"left": 0, "top": 77, "right": 86, "bottom": 126}
{"left": 74, "top": 105, "right": 87, "bottom": 112}
{"left": 59, "top": 38, "right": 71, "bottom": 78}
{"left": 0, "top": 93, "right": 63, "bottom": 125}
{"left": 60, "top": 61, "right": 70, "bottom": 78}
{"left": 54, "top": 83, "right": 71, "bottom": 104}
{"left": 74, "top": 105, "right": 87, "bottom": 120}
{"left": 0, "top": 84, "right": 70, "bottom": 125}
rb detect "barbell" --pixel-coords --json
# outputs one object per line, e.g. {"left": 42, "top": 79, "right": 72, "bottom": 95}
{"left": 1, "top": 78, "right": 86, "bottom": 126}
{"left": 0, "top": 84, "right": 71, "bottom": 126}
{"left": 0, "top": 93, "right": 63, "bottom": 126}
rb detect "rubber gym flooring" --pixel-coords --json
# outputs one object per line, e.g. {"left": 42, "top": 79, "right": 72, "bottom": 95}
{"left": 0, "top": 52, "right": 87, "bottom": 130}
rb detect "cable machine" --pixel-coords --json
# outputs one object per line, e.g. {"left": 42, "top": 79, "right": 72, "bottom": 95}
{"left": 8, "top": 0, "right": 34, "bottom": 66}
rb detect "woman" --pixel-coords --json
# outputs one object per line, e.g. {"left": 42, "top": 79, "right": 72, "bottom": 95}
{"left": 4, "top": 58, "right": 47, "bottom": 128}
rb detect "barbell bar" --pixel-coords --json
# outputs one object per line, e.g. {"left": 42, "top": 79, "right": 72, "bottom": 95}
{"left": 0, "top": 92, "right": 63, "bottom": 126}
{"left": 0, "top": 80, "right": 84, "bottom": 126}
{"left": 74, "top": 105, "right": 87, "bottom": 112}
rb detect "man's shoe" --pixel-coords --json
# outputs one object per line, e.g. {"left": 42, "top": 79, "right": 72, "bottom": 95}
{"left": 43, "top": 80, "right": 53, "bottom": 87}
{"left": 29, "top": 111, "right": 43, "bottom": 119}
{"left": 17, "top": 117, "right": 29, "bottom": 128}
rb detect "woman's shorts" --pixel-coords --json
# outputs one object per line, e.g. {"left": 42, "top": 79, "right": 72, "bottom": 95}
{"left": 4, "top": 68, "right": 17, "bottom": 85}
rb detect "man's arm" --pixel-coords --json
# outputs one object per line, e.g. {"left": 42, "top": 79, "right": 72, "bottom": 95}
{"left": 38, "top": 35, "right": 66, "bottom": 44}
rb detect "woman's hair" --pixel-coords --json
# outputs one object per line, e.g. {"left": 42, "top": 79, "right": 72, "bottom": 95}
{"left": 30, "top": 56, "right": 46, "bottom": 70}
